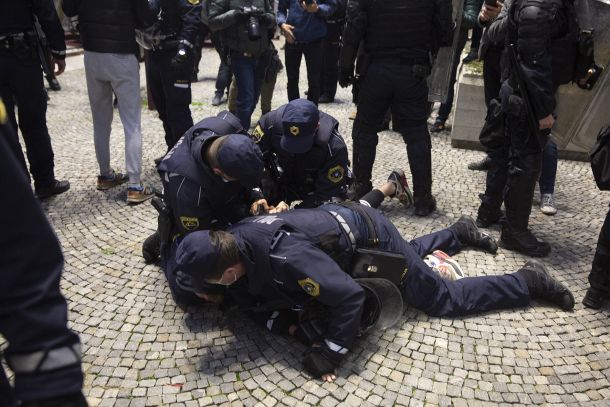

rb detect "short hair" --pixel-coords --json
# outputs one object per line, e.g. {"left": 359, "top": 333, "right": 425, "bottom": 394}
{"left": 204, "top": 135, "right": 228, "bottom": 169}
{"left": 206, "top": 230, "right": 242, "bottom": 281}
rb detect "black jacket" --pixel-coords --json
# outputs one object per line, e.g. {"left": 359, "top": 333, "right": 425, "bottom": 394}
{"left": 63, "top": 0, "right": 152, "bottom": 55}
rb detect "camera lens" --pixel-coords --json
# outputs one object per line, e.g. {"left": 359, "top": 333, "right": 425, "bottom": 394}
{"left": 247, "top": 16, "right": 261, "bottom": 41}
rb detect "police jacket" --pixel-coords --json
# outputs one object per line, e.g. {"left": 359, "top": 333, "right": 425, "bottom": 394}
{"left": 252, "top": 106, "right": 349, "bottom": 208}
{"left": 157, "top": 0, "right": 203, "bottom": 49}
{"left": 207, "top": 0, "right": 276, "bottom": 57}
{"left": 0, "top": 0, "right": 66, "bottom": 60}
{"left": 158, "top": 112, "right": 262, "bottom": 235}
{"left": 507, "top": 0, "right": 571, "bottom": 120}
{"left": 62, "top": 0, "right": 153, "bottom": 55}
{"left": 276, "top": 0, "right": 337, "bottom": 43}
{"left": 340, "top": 0, "right": 453, "bottom": 72}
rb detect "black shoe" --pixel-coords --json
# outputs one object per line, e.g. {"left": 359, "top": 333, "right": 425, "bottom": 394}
{"left": 517, "top": 260, "right": 574, "bottom": 311}
{"left": 583, "top": 287, "right": 607, "bottom": 309}
{"left": 318, "top": 94, "right": 334, "bottom": 104}
{"left": 35, "top": 179, "right": 70, "bottom": 199}
{"left": 500, "top": 227, "right": 551, "bottom": 257}
{"left": 450, "top": 215, "right": 498, "bottom": 254}
{"left": 462, "top": 50, "right": 478, "bottom": 64}
{"left": 154, "top": 156, "right": 165, "bottom": 166}
{"left": 476, "top": 204, "right": 503, "bottom": 228}
{"left": 414, "top": 194, "right": 437, "bottom": 216}
{"left": 430, "top": 119, "right": 446, "bottom": 133}
{"left": 49, "top": 78, "right": 61, "bottom": 91}
{"left": 211, "top": 92, "right": 223, "bottom": 106}
{"left": 347, "top": 181, "right": 373, "bottom": 201}
{"left": 142, "top": 231, "right": 161, "bottom": 264}
{"left": 468, "top": 156, "right": 493, "bottom": 171}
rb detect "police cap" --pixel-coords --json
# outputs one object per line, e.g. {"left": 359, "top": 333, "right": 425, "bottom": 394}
{"left": 217, "top": 134, "right": 263, "bottom": 189}
{"left": 175, "top": 231, "right": 220, "bottom": 292}
{"left": 280, "top": 99, "right": 320, "bottom": 154}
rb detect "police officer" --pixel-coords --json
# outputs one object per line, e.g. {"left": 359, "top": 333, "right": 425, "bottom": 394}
{"left": 175, "top": 204, "right": 573, "bottom": 381}
{"left": 0, "top": 99, "right": 87, "bottom": 406}
{"left": 142, "top": 111, "right": 266, "bottom": 306}
{"left": 251, "top": 99, "right": 350, "bottom": 209}
{"left": 492, "top": 0, "right": 573, "bottom": 256}
{"left": 318, "top": 0, "right": 347, "bottom": 103}
{"left": 145, "top": 0, "right": 202, "bottom": 151}
{"left": 0, "top": 1, "right": 70, "bottom": 199}
{"left": 339, "top": 0, "right": 454, "bottom": 216}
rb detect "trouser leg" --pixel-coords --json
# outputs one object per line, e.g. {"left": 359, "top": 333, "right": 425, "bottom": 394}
{"left": 303, "top": 39, "right": 323, "bottom": 105}
{"left": 539, "top": 139, "right": 557, "bottom": 195}
{"left": 284, "top": 43, "right": 303, "bottom": 101}
{"left": 436, "top": 30, "right": 469, "bottom": 121}
{"left": 408, "top": 229, "right": 462, "bottom": 258}
{"left": 260, "top": 77, "right": 276, "bottom": 115}
{"left": 146, "top": 52, "right": 171, "bottom": 148}
{"left": 159, "top": 51, "right": 193, "bottom": 148}
{"left": 589, "top": 204, "right": 610, "bottom": 292}
{"left": 404, "top": 126, "right": 432, "bottom": 200}
{"left": 0, "top": 85, "right": 29, "bottom": 179}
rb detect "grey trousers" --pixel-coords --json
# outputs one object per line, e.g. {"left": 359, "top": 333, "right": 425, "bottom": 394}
{"left": 84, "top": 51, "right": 142, "bottom": 186}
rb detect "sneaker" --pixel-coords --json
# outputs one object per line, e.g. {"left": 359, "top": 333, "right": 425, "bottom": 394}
{"left": 424, "top": 250, "right": 465, "bottom": 281}
{"left": 387, "top": 169, "right": 414, "bottom": 207}
{"left": 127, "top": 185, "right": 155, "bottom": 204}
{"left": 35, "top": 179, "right": 70, "bottom": 199}
{"left": 430, "top": 118, "right": 446, "bottom": 133}
{"left": 517, "top": 260, "right": 574, "bottom": 311}
{"left": 97, "top": 171, "right": 128, "bottom": 190}
{"left": 540, "top": 193, "right": 557, "bottom": 215}
{"left": 583, "top": 287, "right": 607, "bottom": 309}
{"left": 211, "top": 92, "right": 223, "bottom": 106}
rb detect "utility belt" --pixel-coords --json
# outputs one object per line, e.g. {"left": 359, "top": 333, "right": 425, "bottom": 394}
{"left": 153, "top": 39, "right": 180, "bottom": 51}
{"left": 0, "top": 31, "right": 37, "bottom": 61}
{"left": 358, "top": 51, "right": 431, "bottom": 80}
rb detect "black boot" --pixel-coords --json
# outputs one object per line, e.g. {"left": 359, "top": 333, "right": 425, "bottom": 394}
{"left": 142, "top": 231, "right": 161, "bottom": 264}
{"left": 349, "top": 142, "right": 376, "bottom": 200}
{"left": 516, "top": 260, "right": 574, "bottom": 311}
{"left": 35, "top": 179, "right": 70, "bottom": 199}
{"left": 468, "top": 156, "right": 493, "bottom": 171}
{"left": 414, "top": 194, "right": 436, "bottom": 216}
{"left": 347, "top": 181, "right": 373, "bottom": 201}
{"left": 450, "top": 215, "right": 498, "bottom": 254}
{"left": 500, "top": 227, "right": 551, "bottom": 257}
{"left": 476, "top": 202, "right": 503, "bottom": 228}
{"left": 583, "top": 287, "right": 607, "bottom": 309}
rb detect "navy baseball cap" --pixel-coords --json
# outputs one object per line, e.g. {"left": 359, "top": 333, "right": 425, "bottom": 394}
{"left": 217, "top": 134, "right": 263, "bottom": 188}
{"left": 175, "top": 231, "right": 220, "bottom": 291}
{"left": 280, "top": 99, "right": 320, "bottom": 154}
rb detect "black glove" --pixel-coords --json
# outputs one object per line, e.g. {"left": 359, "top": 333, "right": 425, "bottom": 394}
{"left": 338, "top": 68, "right": 354, "bottom": 88}
{"left": 302, "top": 343, "right": 344, "bottom": 378}
{"left": 170, "top": 46, "right": 191, "bottom": 72}
{"left": 234, "top": 9, "right": 249, "bottom": 23}
{"left": 21, "top": 392, "right": 89, "bottom": 407}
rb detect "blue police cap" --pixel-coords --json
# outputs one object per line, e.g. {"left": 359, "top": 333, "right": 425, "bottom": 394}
{"left": 175, "top": 231, "right": 220, "bottom": 292}
{"left": 217, "top": 134, "right": 263, "bottom": 188}
{"left": 280, "top": 99, "right": 320, "bottom": 154}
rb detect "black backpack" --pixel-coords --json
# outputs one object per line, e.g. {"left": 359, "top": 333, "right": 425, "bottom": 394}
{"left": 590, "top": 126, "right": 610, "bottom": 191}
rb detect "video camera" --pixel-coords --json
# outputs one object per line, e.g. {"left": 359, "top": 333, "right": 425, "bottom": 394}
{"left": 241, "top": 6, "right": 262, "bottom": 40}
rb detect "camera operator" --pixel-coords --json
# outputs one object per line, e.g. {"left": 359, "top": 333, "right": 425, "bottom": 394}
{"left": 207, "top": 0, "right": 276, "bottom": 129}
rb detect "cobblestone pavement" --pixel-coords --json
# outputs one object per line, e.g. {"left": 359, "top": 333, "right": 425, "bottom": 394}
{"left": 21, "top": 45, "right": 610, "bottom": 406}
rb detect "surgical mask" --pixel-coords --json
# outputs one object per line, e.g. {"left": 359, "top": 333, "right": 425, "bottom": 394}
{"left": 209, "top": 273, "right": 238, "bottom": 286}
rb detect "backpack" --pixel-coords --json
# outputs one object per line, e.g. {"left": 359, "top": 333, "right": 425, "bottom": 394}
{"left": 590, "top": 126, "right": 610, "bottom": 191}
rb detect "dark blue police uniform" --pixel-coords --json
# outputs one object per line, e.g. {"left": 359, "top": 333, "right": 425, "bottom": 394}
{"left": 0, "top": 1, "right": 67, "bottom": 195}
{"left": 177, "top": 204, "right": 530, "bottom": 355}
{"left": 146, "top": 0, "right": 202, "bottom": 149}
{"left": 0, "top": 100, "right": 84, "bottom": 406}
{"left": 157, "top": 111, "right": 264, "bottom": 305}
{"left": 252, "top": 101, "right": 350, "bottom": 208}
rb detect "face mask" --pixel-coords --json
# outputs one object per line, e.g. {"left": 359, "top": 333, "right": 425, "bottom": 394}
{"left": 211, "top": 272, "right": 238, "bottom": 286}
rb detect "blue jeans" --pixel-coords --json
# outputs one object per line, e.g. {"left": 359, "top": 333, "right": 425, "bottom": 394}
{"left": 231, "top": 53, "right": 264, "bottom": 129}
{"left": 539, "top": 139, "right": 558, "bottom": 195}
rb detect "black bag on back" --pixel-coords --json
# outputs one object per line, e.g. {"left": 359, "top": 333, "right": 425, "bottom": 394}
{"left": 590, "top": 126, "right": 610, "bottom": 191}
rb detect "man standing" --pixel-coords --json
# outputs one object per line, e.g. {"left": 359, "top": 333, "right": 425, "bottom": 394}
{"left": 62, "top": 0, "right": 156, "bottom": 204}
{"left": 0, "top": 1, "right": 70, "bottom": 199}
{"left": 339, "top": 0, "right": 454, "bottom": 216}
{"left": 145, "top": 0, "right": 202, "bottom": 151}
{"left": 208, "top": 0, "right": 276, "bottom": 129}
{"left": 318, "top": 0, "right": 347, "bottom": 103}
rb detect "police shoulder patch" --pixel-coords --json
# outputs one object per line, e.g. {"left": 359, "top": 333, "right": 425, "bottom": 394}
{"left": 327, "top": 165, "right": 345, "bottom": 184}
{"left": 187, "top": 0, "right": 201, "bottom": 4}
{"left": 0, "top": 99, "right": 6, "bottom": 124}
{"left": 180, "top": 216, "right": 199, "bottom": 231}
{"left": 252, "top": 124, "right": 265, "bottom": 144}
{"left": 298, "top": 278, "right": 320, "bottom": 297}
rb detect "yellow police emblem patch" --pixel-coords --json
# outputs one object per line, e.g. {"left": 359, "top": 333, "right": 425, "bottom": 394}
{"left": 289, "top": 125, "right": 300, "bottom": 136}
{"left": 252, "top": 124, "right": 265, "bottom": 143}
{"left": 0, "top": 99, "right": 6, "bottom": 124}
{"left": 187, "top": 0, "right": 201, "bottom": 4}
{"left": 298, "top": 278, "right": 320, "bottom": 297}
{"left": 327, "top": 165, "right": 345, "bottom": 183}
{"left": 180, "top": 216, "right": 199, "bottom": 231}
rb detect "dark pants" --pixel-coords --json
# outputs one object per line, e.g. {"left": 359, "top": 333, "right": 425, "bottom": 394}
{"left": 482, "top": 47, "right": 503, "bottom": 108}
{"left": 285, "top": 39, "right": 324, "bottom": 104}
{"left": 352, "top": 60, "right": 432, "bottom": 200}
{"left": 539, "top": 140, "right": 557, "bottom": 195}
{"left": 320, "top": 22, "right": 342, "bottom": 99}
{"left": 212, "top": 34, "right": 232, "bottom": 94}
{"left": 0, "top": 133, "right": 83, "bottom": 402}
{"left": 146, "top": 49, "right": 194, "bottom": 149}
{"left": 231, "top": 52, "right": 265, "bottom": 129}
{"left": 336, "top": 204, "right": 530, "bottom": 317}
{"left": 589, "top": 204, "right": 610, "bottom": 293}
{"left": 0, "top": 51, "right": 56, "bottom": 189}
{"left": 436, "top": 29, "right": 469, "bottom": 122}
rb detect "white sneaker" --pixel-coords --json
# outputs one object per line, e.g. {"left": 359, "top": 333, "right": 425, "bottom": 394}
{"left": 540, "top": 193, "right": 557, "bottom": 216}
{"left": 423, "top": 250, "right": 465, "bottom": 281}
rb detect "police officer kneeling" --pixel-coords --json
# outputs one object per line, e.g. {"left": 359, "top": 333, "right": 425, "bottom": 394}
{"left": 174, "top": 204, "right": 574, "bottom": 380}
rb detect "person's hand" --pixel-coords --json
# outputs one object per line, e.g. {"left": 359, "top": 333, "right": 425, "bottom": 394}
{"left": 321, "top": 371, "right": 337, "bottom": 383}
{"left": 338, "top": 68, "right": 354, "bottom": 88}
{"left": 301, "top": 0, "right": 320, "bottom": 13}
{"left": 269, "top": 201, "right": 289, "bottom": 213}
{"left": 234, "top": 8, "right": 249, "bottom": 23}
{"left": 281, "top": 23, "right": 296, "bottom": 44}
{"left": 170, "top": 46, "right": 191, "bottom": 73}
{"left": 250, "top": 199, "right": 270, "bottom": 215}
{"left": 479, "top": 2, "right": 502, "bottom": 22}
{"left": 53, "top": 58, "right": 66, "bottom": 76}
{"left": 538, "top": 114, "right": 555, "bottom": 130}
